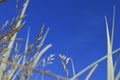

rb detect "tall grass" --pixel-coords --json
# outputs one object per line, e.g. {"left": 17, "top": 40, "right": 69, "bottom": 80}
{"left": 0, "top": 0, "right": 120, "bottom": 80}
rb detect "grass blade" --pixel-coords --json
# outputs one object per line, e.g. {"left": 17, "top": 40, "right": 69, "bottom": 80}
{"left": 23, "top": 27, "right": 30, "bottom": 65}
{"left": 115, "top": 71, "right": 120, "bottom": 80}
{"left": 85, "top": 64, "right": 98, "bottom": 80}
{"left": 111, "top": 5, "right": 116, "bottom": 48}
{"left": 11, "top": 27, "right": 30, "bottom": 80}
{"left": 8, "top": 56, "right": 23, "bottom": 79}
{"left": 71, "top": 58, "right": 76, "bottom": 80}
{"left": 70, "top": 48, "right": 120, "bottom": 80}
{"left": 0, "top": 58, "right": 68, "bottom": 80}
{"left": 32, "top": 44, "right": 52, "bottom": 68}
{"left": 0, "top": 0, "right": 29, "bottom": 79}
{"left": 114, "top": 53, "right": 120, "bottom": 71}
{"left": 105, "top": 16, "right": 114, "bottom": 80}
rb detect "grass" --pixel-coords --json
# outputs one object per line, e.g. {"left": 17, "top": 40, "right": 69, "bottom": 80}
{"left": 0, "top": 0, "right": 120, "bottom": 80}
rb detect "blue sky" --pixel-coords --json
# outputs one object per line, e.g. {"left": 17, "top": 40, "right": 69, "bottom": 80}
{"left": 0, "top": 0, "right": 120, "bottom": 80}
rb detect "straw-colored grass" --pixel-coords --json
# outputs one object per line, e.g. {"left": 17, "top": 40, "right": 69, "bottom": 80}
{"left": 0, "top": 0, "right": 120, "bottom": 80}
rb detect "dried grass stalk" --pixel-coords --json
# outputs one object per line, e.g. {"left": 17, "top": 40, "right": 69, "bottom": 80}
{"left": 0, "top": 58, "right": 68, "bottom": 80}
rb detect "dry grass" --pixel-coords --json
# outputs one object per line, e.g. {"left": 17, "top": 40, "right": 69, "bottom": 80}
{"left": 0, "top": 0, "right": 120, "bottom": 80}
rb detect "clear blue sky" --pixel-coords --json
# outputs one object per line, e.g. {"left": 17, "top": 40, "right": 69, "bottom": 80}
{"left": 0, "top": 0, "right": 120, "bottom": 80}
